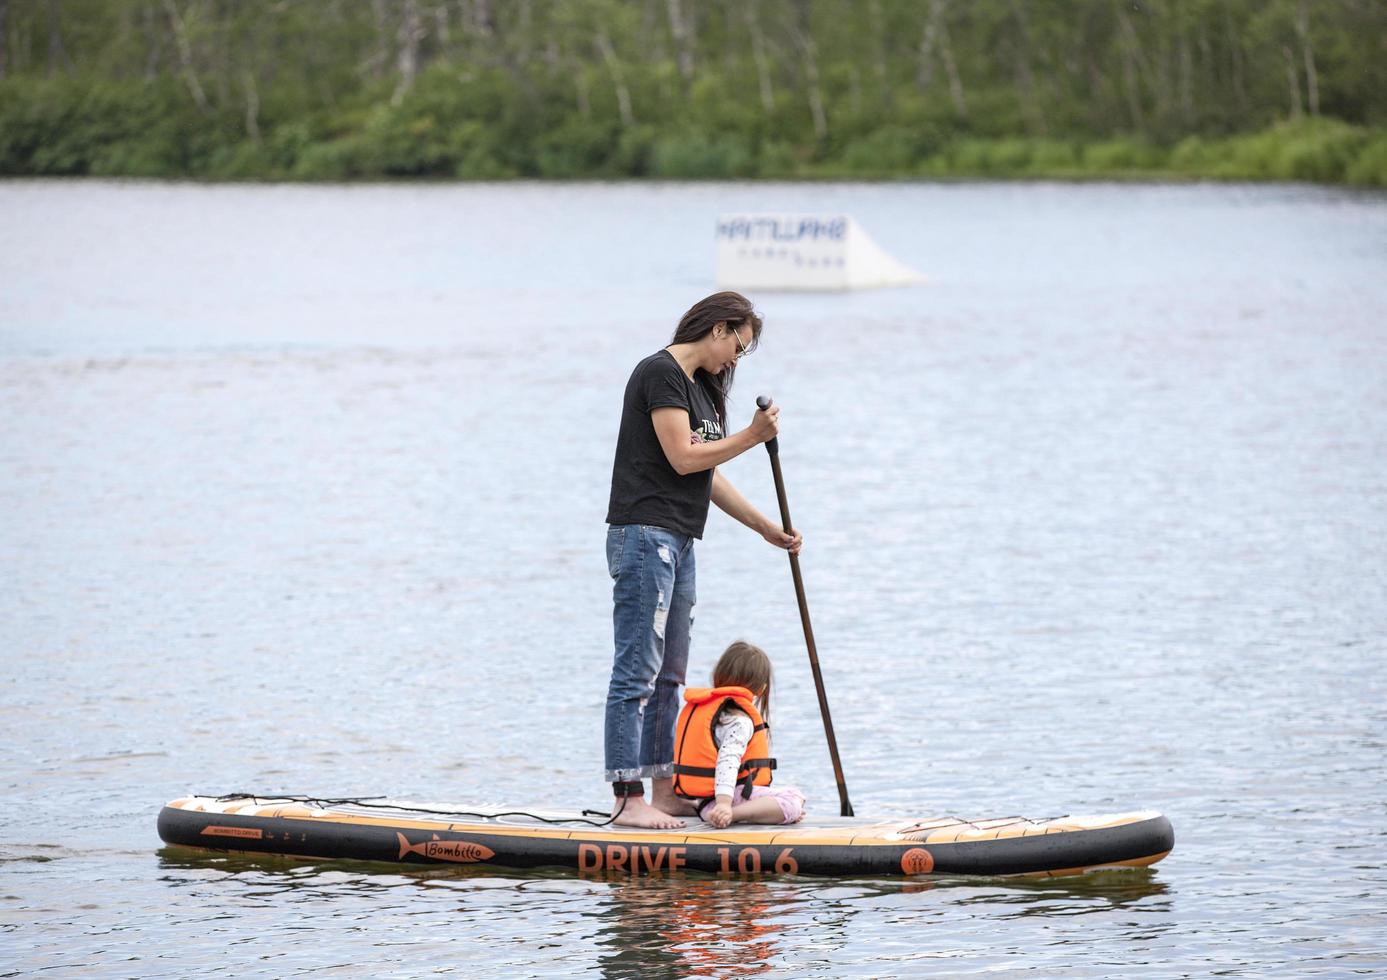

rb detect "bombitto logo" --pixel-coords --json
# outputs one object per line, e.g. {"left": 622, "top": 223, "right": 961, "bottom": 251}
{"left": 396, "top": 832, "right": 495, "bottom": 863}
{"left": 201, "top": 825, "right": 264, "bottom": 839}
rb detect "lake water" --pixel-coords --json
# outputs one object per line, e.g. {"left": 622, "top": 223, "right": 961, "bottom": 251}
{"left": 2, "top": 179, "right": 1385, "bottom": 977}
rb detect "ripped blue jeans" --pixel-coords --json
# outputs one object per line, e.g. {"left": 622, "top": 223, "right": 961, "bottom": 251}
{"left": 604, "top": 524, "right": 696, "bottom": 783}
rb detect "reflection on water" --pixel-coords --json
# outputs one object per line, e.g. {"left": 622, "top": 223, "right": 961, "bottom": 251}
{"left": 592, "top": 877, "right": 786, "bottom": 979}
{"left": 155, "top": 847, "right": 1171, "bottom": 979}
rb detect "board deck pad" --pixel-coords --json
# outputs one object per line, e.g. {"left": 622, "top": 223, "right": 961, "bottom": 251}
{"left": 158, "top": 795, "right": 1174, "bottom": 878}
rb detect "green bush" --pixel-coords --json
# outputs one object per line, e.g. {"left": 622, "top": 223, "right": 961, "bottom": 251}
{"left": 1220, "top": 129, "right": 1277, "bottom": 179}
{"left": 1083, "top": 138, "right": 1164, "bottom": 172}
{"left": 204, "top": 142, "right": 273, "bottom": 180}
{"left": 1345, "top": 134, "right": 1387, "bottom": 187}
{"left": 948, "top": 138, "right": 997, "bottom": 174}
{"left": 455, "top": 145, "right": 516, "bottom": 180}
{"left": 609, "top": 125, "right": 656, "bottom": 177}
{"left": 321, "top": 108, "right": 452, "bottom": 176}
{"left": 986, "top": 137, "right": 1033, "bottom": 174}
{"left": 0, "top": 76, "right": 246, "bottom": 177}
{"left": 290, "top": 139, "right": 357, "bottom": 180}
{"left": 262, "top": 122, "right": 317, "bottom": 174}
{"left": 687, "top": 74, "right": 764, "bottom": 136}
{"left": 534, "top": 119, "right": 621, "bottom": 177}
{"left": 1270, "top": 120, "right": 1368, "bottom": 182}
{"left": 916, "top": 152, "right": 952, "bottom": 177}
{"left": 1169, "top": 136, "right": 1210, "bottom": 174}
{"left": 756, "top": 140, "right": 797, "bottom": 178}
{"left": 1189, "top": 119, "right": 1376, "bottom": 183}
{"left": 1027, "top": 139, "right": 1080, "bottom": 173}
{"left": 651, "top": 130, "right": 756, "bottom": 178}
{"left": 837, "top": 127, "right": 927, "bottom": 174}
{"left": 938, "top": 137, "right": 1035, "bottom": 176}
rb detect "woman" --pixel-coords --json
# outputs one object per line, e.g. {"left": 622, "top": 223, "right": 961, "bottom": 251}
{"left": 603, "top": 291, "right": 802, "bottom": 829}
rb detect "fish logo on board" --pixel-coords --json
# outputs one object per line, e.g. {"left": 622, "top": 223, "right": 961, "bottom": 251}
{"left": 396, "top": 832, "right": 495, "bottom": 863}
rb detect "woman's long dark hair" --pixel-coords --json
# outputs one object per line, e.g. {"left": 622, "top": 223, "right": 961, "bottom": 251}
{"left": 670, "top": 291, "right": 763, "bottom": 426}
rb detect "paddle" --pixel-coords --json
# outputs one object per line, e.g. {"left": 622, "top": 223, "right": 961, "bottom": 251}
{"left": 756, "top": 395, "right": 854, "bottom": 817}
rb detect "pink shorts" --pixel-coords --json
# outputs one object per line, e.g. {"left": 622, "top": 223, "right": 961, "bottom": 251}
{"left": 698, "top": 786, "right": 806, "bottom": 825}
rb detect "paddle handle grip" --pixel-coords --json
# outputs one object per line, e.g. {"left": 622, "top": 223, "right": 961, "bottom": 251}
{"left": 755, "top": 395, "right": 779, "bottom": 457}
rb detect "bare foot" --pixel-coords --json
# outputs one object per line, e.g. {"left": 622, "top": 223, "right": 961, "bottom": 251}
{"left": 651, "top": 791, "right": 699, "bottom": 817}
{"left": 726, "top": 796, "right": 785, "bottom": 826}
{"left": 650, "top": 777, "right": 699, "bottom": 817}
{"left": 611, "top": 796, "right": 685, "bottom": 829}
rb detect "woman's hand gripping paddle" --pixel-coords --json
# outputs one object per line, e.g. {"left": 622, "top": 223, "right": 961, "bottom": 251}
{"left": 756, "top": 395, "right": 854, "bottom": 817}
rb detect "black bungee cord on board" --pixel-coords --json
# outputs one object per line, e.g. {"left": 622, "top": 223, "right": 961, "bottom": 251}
{"left": 205, "top": 792, "right": 634, "bottom": 828}
{"left": 197, "top": 794, "right": 1055, "bottom": 836}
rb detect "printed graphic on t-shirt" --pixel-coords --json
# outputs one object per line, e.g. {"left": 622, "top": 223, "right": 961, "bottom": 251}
{"left": 692, "top": 418, "right": 725, "bottom": 444}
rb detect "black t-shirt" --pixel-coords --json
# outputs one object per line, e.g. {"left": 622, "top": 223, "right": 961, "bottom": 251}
{"left": 606, "top": 350, "right": 726, "bottom": 539}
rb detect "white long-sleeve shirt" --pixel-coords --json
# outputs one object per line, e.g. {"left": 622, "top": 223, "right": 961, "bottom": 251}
{"left": 712, "top": 706, "right": 756, "bottom": 799}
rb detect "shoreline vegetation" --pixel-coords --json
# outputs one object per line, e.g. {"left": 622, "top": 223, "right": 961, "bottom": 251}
{"left": 1, "top": 1, "right": 1383, "bottom": 187}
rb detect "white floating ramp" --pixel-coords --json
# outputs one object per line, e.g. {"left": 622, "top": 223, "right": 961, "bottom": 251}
{"left": 715, "top": 213, "right": 926, "bottom": 292}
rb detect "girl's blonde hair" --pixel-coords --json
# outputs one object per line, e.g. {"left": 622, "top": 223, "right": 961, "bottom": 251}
{"left": 712, "top": 640, "right": 773, "bottom": 721}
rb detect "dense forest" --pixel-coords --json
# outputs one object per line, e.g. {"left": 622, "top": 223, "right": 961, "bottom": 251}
{"left": 1, "top": 0, "right": 1384, "bottom": 183}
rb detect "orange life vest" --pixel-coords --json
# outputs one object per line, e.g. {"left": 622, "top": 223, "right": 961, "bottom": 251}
{"left": 672, "top": 685, "right": 776, "bottom": 803}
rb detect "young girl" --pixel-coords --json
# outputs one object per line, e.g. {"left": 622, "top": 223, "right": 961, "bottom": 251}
{"left": 672, "top": 641, "right": 806, "bottom": 829}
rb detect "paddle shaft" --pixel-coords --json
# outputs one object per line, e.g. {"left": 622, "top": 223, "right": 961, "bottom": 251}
{"left": 757, "top": 396, "right": 854, "bottom": 817}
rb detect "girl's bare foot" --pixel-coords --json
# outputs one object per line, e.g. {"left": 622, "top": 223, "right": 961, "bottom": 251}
{"left": 727, "top": 796, "right": 785, "bottom": 826}
{"left": 611, "top": 796, "right": 686, "bottom": 829}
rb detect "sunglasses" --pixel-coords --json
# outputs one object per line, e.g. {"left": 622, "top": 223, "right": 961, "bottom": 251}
{"left": 730, "top": 323, "right": 755, "bottom": 359}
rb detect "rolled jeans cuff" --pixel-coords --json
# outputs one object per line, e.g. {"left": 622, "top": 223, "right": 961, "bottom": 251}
{"left": 605, "top": 763, "right": 676, "bottom": 783}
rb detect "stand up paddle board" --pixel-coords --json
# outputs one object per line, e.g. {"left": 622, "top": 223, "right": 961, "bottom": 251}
{"left": 157, "top": 795, "right": 1173, "bottom": 877}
